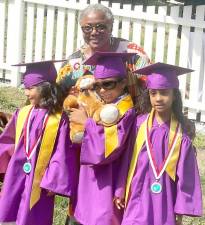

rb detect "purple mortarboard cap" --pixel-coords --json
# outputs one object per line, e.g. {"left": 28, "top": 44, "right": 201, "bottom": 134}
{"left": 134, "top": 62, "right": 193, "bottom": 89}
{"left": 83, "top": 51, "right": 135, "bottom": 79}
{"left": 12, "top": 60, "right": 66, "bottom": 88}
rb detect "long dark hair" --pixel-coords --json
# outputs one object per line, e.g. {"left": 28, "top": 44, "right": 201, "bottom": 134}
{"left": 36, "top": 82, "right": 67, "bottom": 114}
{"left": 135, "top": 88, "right": 151, "bottom": 114}
{"left": 135, "top": 88, "right": 195, "bottom": 139}
{"left": 172, "top": 89, "right": 185, "bottom": 129}
{"left": 172, "top": 89, "right": 196, "bottom": 139}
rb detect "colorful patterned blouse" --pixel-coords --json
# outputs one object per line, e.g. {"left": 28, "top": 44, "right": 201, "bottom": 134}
{"left": 57, "top": 37, "right": 150, "bottom": 103}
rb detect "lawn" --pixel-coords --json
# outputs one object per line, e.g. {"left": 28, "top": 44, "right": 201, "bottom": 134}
{"left": 0, "top": 86, "right": 204, "bottom": 225}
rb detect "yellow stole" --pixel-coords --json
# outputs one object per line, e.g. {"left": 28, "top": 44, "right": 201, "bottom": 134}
{"left": 104, "top": 95, "right": 134, "bottom": 158}
{"left": 125, "top": 109, "right": 182, "bottom": 204}
{"left": 15, "top": 105, "right": 62, "bottom": 209}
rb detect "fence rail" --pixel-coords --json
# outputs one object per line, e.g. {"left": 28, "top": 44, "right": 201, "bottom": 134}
{"left": 0, "top": 0, "right": 205, "bottom": 121}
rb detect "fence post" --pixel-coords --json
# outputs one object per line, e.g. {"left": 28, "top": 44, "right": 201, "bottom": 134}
{"left": 6, "top": 0, "right": 24, "bottom": 87}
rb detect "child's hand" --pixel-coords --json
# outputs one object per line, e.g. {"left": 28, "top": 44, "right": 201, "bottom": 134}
{"left": 175, "top": 214, "right": 183, "bottom": 225}
{"left": 113, "top": 197, "right": 125, "bottom": 210}
{"left": 69, "top": 107, "right": 88, "bottom": 125}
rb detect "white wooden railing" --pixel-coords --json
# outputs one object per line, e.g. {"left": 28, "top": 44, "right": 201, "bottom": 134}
{"left": 0, "top": 0, "right": 205, "bottom": 121}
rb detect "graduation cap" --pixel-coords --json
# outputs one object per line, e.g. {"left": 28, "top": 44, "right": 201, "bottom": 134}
{"left": 12, "top": 60, "right": 66, "bottom": 88}
{"left": 134, "top": 62, "right": 193, "bottom": 89}
{"left": 83, "top": 51, "right": 136, "bottom": 79}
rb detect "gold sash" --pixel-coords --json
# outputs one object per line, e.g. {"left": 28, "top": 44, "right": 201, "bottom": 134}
{"left": 125, "top": 109, "right": 182, "bottom": 204}
{"left": 15, "top": 105, "right": 33, "bottom": 146}
{"left": 15, "top": 105, "right": 62, "bottom": 209}
{"left": 105, "top": 95, "right": 134, "bottom": 158}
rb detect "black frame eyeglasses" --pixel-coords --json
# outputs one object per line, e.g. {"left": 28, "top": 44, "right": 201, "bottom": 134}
{"left": 81, "top": 24, "right": 108, "bottom": 34}
{"left": 92, "top": 79, "right": 123, "bottom": 91}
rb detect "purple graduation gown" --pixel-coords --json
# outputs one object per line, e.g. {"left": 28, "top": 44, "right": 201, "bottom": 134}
{"left": 0, "top": 150, "right": 12, "bottom": 174}
{"left": 122, "top": 114, "right": 203, "bottom": 225}
{"left": 0, "top": 108, "right": 78, "bottom": 225}
{"left": 73, "top": 108, "right": 136, "bottom": 225}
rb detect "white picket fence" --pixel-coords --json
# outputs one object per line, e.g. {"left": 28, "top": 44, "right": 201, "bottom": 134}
{"left": 0, "top": 0, "right": 205, "bottom": 121}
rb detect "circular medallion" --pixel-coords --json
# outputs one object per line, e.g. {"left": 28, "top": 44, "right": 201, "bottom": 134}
{"left": 23, "top": 162, "right": 32, "bottom": 174}
{"left": 151, "top": 181, "right": 162, "bottom": 194}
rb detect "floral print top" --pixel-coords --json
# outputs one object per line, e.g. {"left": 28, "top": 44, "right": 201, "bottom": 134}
{"left": 57, "top": 37, "right": 150, "bottom": 103}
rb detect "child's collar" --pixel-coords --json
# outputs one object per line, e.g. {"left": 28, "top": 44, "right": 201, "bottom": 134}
{"left": 113, "top": 93, "right": 128, "bottom": 103}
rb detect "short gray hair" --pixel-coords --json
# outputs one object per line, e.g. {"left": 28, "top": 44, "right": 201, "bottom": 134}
{"left": 79, "top": 4, "right": 114, "bottom": 24}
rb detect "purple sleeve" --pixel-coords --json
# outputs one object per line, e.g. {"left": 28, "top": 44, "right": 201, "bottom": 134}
{"left": 114, "top": 118, "right": 139, "bottom": 198}
{"left": 114, "top": 114, "right": 147, "bottom": 198}
{"left": 40, "top": 114, "right": 79, "bottom": 197}
{"left": 80, "top": 109, "right": 135, "bottom": 165}
{"left": 0, "top": 110, "right": 18, "bottom": 172}
{"left": 113, "top": 139, "right": 135, "bottom": 198}
{"left": 174, "top": 136, "right": 203, "bottom": 216}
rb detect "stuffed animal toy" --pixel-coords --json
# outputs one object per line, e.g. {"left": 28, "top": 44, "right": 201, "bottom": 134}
{"left": 63, "top": 75, "right": 104, "bottom": 143}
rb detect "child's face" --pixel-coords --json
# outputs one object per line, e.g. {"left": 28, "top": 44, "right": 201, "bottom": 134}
{"left": 24, "top": 86, "right": 41, "bottom": 106}
{"left": 149, "top": 89, "right": 174, "bottom": 114}
{"left": 93, "top": 77, "right": 127, "bottom": 104}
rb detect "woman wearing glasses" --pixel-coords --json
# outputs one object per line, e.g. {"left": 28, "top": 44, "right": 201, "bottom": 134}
{"left": 57, "top": 3, "right": 150, "bottom": 104}
{"left": 58, "top": 4, "right": 150, "bottom": 225}
{"left": 69, "top": 52, "right": 137, "bottom": 225}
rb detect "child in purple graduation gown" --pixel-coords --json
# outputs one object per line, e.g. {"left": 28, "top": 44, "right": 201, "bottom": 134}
{"left": 0, "top": 61, "right": 78, "bottom": 225}
{"left": 120, "top": 63, "right": 203, "bottom": 225}
{"left": 69, "top": 52, "right": 137, "bottom": 225}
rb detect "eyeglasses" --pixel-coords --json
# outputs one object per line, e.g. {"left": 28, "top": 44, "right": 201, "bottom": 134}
{"left": 92, "top": 79, "right": 123, "bottom": 91}
{"left": 81, "top": 24, "right": 108, "bottom": 34}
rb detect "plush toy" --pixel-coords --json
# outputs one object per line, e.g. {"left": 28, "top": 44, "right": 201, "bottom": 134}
{"left": 63, "top": 75, "right": 104, "bottom": 143}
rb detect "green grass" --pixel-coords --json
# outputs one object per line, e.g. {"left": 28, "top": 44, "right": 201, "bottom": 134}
{"left": 194, "top": 133, "right": 205, "bottom": 150}
{"left": 0, "top": 87, "right": 26, "bottom": 113}
{"left": 0, "top": 86, "right": 204, "bottom": 224}
{"left": 53, "top": 196, "right": 68, "bottom": 225}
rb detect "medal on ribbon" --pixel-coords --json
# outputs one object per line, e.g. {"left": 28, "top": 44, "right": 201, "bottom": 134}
{"left": 23, "top": 162, "right": 32, "bottom": 174}
{"left": 23, "top": 107, "right": 49, "bottom": 174}
{"left": 145, "top": 111, "right": 181, "bottom": 194}
{"left": 151, "top": 181, "right": 162, "bottom": 193}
